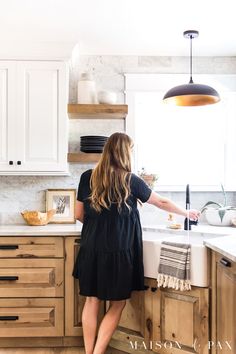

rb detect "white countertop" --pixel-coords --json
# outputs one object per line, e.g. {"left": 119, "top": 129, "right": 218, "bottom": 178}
{"left": 0, "top": 222, "right": 235, "bottom": 262}
{"left": 142, "top": 224, "right": 236, "bottom": 236}
{"left": 0, "top": 223, "right": 83, "bottom": 236}
{"left": 203, "top": 235, "right": 236, "bottom": 262}
{"left": 0, "top": 222, "right": 234, "bottom": 237}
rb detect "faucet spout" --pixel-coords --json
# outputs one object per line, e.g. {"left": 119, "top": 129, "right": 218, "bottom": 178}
{"left": 184, "top": 184, "right": 198, "bottom": 230}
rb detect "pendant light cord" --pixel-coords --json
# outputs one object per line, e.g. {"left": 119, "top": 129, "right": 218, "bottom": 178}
{"left": 189, "top": 35, "right": 193, "bottom": 84}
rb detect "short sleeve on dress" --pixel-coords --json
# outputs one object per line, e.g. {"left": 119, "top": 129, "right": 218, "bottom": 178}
{"left": 130, "top": 173, "right": 152, "bottom": 203}
{"left": 77, "top": 175, "right": 84, "bottom": 201}
{"left": 77, "top": 169, "right": 92, "bottom": 202}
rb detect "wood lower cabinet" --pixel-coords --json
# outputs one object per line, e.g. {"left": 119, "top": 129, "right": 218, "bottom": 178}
{"left": 211, "top": 251, "right": 236, "bottom": 354}
{"left": 158, "top": 286, "right": 209, "bottom": 354}
{"left": 107, "top": 283, "right": 154, "bottom": 354}
{"left": 65, "top": 236, "right": 105, "bottom": 337}
{"left": 65, "top": 236, "right": 84, "bottom": 337}
{"left": 109, "top": 278, "right": 209, "bottom": 354}
{"left": 0, "top": 234, "right": 210, "bottom": 353}
{"left": 0, "top": 235, "right": 87, "bottom": 349}
{"left": 0, "top": 236, "right": 65, "bottom": 342}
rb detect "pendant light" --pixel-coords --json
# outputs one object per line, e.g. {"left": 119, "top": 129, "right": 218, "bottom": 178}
{"left": 163, "top": 30, "right": 220, "bottom": 106}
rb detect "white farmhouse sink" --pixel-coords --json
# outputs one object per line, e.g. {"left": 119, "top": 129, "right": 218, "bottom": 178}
{"left": 142, "top": 231, "right": 174, "bottom": 284}
{"left": 142, "top": 230, "right": 224, "bottom": 287}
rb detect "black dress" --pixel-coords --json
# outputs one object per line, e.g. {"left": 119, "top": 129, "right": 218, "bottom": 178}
{"left": 72, "top": 169, "right": 152, "bottom": 301}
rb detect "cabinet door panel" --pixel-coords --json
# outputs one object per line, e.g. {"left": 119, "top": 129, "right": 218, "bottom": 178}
{"left": 65, "top": 237, "right": 84, "bottom": 337}
{"left": 16, "top": 61, "right": 68, "bottom": 172}
{"left": 0, "top": 61, "right": 16, "bottom": 171}
{"left": 216, "top": 256, "right": 236, "bottom": 354}
{"left": 159, "top": 287, "right": 209, "bottom": 354}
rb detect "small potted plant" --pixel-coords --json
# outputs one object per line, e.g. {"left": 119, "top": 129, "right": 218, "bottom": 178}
{"left": 200, "top": 184, "right": 236, "bottom": 226}
{"left": 138, "top": 167, "right": 158, "bottom": 190}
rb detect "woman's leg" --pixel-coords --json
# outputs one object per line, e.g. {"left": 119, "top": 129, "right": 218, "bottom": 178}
{"left": 82, "top": 296, "right": 101, "bottom": 354}
{"left": 93, "top": 299, "right": 126, "bottom": 354}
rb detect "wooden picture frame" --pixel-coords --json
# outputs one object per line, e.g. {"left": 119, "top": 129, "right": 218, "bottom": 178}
{"left": 46, "top": 189, "right": 76, "bottom": 224}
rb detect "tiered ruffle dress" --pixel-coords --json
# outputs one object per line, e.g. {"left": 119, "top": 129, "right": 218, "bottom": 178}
{"left": 72, "top": 169, "right": 152, "bottom": 300}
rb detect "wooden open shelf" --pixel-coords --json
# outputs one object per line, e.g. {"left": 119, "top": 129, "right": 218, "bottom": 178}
{"left": 68, "top": 104, "right": 128, "bottom": 119}
{"left": 68, "top": 152, "right": 101, "bottom": 163}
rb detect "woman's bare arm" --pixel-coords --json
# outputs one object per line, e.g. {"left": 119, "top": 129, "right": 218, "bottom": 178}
{"left": 75, "top": 200, "right": 84, "bottom": 223}
{"left": 146, "top": 191, "right": 200, "bottom": 220}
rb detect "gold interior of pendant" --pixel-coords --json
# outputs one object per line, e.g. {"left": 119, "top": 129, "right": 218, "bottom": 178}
{"left": 163, "top": 94, "right": 220, "bottom": 106}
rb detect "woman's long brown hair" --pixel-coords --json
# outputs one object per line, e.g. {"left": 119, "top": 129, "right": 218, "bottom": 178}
{"left": 89, "top": 132, "right": 133, "bottom": 213}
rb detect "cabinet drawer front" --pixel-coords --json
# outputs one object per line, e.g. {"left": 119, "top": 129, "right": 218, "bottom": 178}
{"left": 0, "top": 298, "right": 63, "bottom": 337}
{"left": 0, "top": 259, "right": 64, "bottom": 297}
{"left": 216, "top": 253, "right": 236, "bottom": 272}
{"left": 0, "top": 237, "right": 64, "bottom": 258}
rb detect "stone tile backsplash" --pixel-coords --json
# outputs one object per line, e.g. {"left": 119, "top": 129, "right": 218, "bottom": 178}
{"left": 1, "top": 54, "right": 236, "bottom": 224}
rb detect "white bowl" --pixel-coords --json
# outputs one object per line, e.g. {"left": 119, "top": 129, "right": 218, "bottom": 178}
{"left": 98, "top": 91, "right": 117, "bottom": 104}
{"left": 205, "top": 208, "right": 236, "bottom": 226}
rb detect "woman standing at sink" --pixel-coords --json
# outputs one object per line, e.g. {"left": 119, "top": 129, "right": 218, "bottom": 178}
{"left": 72, "top": 132, "right": 200, "bottom": 354}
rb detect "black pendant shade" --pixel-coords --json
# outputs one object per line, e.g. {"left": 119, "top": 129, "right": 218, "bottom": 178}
{"left": 163, "top": 30, "right": 220, "bottom": 106}
{"left": 163, "top": 83, "right": 220, "bottom": 106}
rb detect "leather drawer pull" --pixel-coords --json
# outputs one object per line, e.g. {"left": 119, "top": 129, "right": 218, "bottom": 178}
{"left": 220, "top": 258, "right": 231, "bottom": 267}
{"left": 75, "top": 239, "right": 81, "bottom": 244}
{"left": 0, "top": 316, "right": 19, "bottom": 321}
{"left": 144, "top": 285, "right": 149, "bottom": 291}
{"left": 0, "top": 245, "right": 19, "bottom": 250}
{"left": 0, "top": 276, "right": 19, "bottom": 281}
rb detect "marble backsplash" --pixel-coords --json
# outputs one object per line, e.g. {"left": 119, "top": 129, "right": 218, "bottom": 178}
{"left": 0, "top": 162, "right": 235, "bottom": 225}
{"left": 1, "top": 54, "right": 236, "bottom": 225}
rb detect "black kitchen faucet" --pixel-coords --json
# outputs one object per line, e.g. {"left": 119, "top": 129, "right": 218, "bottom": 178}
{"left": 184, "top": 184, "right": 198, "bottom": 230}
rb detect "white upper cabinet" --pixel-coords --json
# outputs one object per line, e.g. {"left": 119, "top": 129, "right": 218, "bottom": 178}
{"left": 0, "top": 62, "right": 16, "bottom": 170}
{"left": 0, "top": 60, "right": 68, "bottom": 175}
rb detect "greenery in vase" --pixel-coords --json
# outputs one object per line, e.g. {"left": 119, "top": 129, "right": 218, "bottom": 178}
{"left": 138, "top": 167, "right": 159, "bottom": 189}
{"left": 200, "top": 183, "right": 236, "bottom": 222}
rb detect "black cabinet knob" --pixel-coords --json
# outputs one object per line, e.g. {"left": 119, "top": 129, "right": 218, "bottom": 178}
{"left": 9, "top": 161, "right": 13, "bottom": 165}
{"left": 151, "top": 286, "right": 158, "bottom": 292}
{"left": 17, "top": 161, "right": 21, "bottom": 165}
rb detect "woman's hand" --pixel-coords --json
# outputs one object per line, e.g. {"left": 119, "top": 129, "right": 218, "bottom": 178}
{"left": 185, "top": 209, "right": 201, "bottom": 221}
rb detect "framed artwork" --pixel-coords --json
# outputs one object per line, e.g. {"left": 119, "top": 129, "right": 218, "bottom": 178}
{"left": 46, "top": 189, "right": 76, "bottom": 224}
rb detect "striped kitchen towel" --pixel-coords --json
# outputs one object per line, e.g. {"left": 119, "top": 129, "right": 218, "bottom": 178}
{"left": 157, "top": 241, "right": 191, "bottom": 291}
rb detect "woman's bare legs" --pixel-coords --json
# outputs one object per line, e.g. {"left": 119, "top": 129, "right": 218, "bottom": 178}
{"left": 93, "top": 299, "right": 127, "bottom": 354}
{"left": 82, "top": 296, "right": 101, "bottom": 354}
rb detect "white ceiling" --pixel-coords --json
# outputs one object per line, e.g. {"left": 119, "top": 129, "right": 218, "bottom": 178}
{"left": 1, "top": 0, "right": 236, "bottom": 56}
